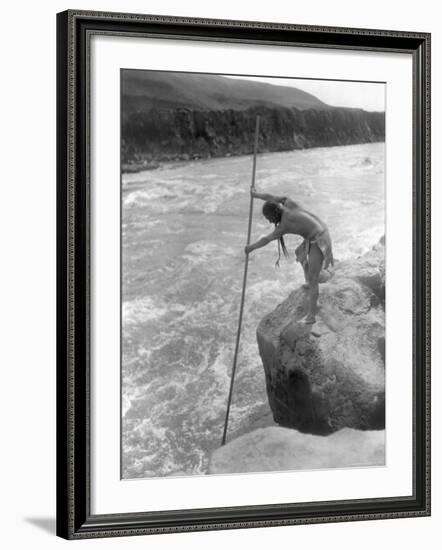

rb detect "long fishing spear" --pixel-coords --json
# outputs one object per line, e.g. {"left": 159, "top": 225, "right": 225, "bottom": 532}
{"left": 221, "top": 115, "right": 260, "bottom": 446}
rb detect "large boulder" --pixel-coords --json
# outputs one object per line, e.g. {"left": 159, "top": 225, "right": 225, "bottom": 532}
{"left": 209, "top": 426, "right": 385, "bottom": 474}
{"left": 256, "top": 240, "right": 385, "bottom": 435}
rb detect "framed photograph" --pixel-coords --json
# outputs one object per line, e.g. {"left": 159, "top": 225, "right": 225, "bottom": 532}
{"left": 56, "top": 10, "right": 431, "bottom": 539}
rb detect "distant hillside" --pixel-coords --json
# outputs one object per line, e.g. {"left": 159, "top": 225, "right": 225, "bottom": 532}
{"left": 121, "top": 71, "right": 385, "bottom": 170}
{"left": 122, "top": 71, "right": 330, "bottom": 115}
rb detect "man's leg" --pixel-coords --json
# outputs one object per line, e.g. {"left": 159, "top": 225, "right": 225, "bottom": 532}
{"left": 302, "top": 260, "right": 309, "bottom": 288}
{"left": 304, "top": 243, "right": 323, "bottom": 324}
{"left": 295, "top": 242, "right": 310, "bottom": 288}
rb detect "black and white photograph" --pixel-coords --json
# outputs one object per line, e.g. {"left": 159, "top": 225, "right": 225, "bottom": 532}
{"left": 121, "top": 70, "right": 386, "bottom": 479}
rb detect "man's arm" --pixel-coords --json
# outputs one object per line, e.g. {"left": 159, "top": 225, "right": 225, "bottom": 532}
{"left": 251, "top": 190, "right": 287, "bottom": 204}
{"left": 245, "top": 227, "right": 283, "bottom": 254}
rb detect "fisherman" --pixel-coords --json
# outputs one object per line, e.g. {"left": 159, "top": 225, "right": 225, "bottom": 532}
{"left": 245, "top": 190, "right": 333, "bottom": 324}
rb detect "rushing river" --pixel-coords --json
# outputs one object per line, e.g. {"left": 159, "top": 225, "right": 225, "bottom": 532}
{"left": 121, "top": 142, "right": 385, "bottom": 479}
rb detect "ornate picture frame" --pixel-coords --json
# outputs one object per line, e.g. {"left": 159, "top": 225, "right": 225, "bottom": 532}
{"left": 56, "top": 10, "right": 430, "bottom": 539}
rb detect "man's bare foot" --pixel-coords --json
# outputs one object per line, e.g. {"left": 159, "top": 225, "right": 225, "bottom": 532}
{"left": 299, "top": 314, "right": 316, "bottom": 325}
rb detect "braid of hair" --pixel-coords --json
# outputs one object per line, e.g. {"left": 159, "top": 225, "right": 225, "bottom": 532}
{"left": 274, "top": 223, "right": 289, "bottom": 268}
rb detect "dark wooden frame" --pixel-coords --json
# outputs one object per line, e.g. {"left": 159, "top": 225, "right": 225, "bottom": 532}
{"left": 56, "top": 9, "right": 431, "bottom": 540}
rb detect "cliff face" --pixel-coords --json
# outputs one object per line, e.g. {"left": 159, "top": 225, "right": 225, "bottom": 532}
{"left": 256, "top": 240, "right": 385, "bottom": 435}
{"left": 122, "top": 106, "right": 385, "bottom": 165}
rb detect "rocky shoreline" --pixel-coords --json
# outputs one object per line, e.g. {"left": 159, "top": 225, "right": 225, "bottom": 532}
{"left": 210, "top": 427, "right": 385, "bottom": 474}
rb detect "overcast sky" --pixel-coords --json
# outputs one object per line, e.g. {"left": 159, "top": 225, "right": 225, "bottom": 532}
{"left": 224, "top": 75, "right": 385, "bottom": 112}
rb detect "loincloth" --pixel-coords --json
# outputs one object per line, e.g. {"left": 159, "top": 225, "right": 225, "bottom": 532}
{"left": 295, "top": 228, "right": 334, "bottom": 270}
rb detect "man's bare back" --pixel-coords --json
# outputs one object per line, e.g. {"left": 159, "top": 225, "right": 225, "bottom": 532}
{"left": 278, "top": 198, "right": 325, "bottom": 240}
{"left": 246, "top": 192, "right": 326, "bottom": 243}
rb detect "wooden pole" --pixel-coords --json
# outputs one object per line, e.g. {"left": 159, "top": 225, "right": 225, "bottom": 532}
{"left": 221, "top": 115, "right": 260, "bottom": 446}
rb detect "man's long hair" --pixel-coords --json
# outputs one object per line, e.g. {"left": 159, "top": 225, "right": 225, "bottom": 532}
{"left": 262, "top": 201, "right": 289, "bottom": 267}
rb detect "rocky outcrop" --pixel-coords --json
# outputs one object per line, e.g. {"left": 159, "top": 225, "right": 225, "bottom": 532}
{"left": 257, "top": 240, "right": 385, "bottom": 435}
{"left": 209, "top": 427, "right": 385, "bottom": 474}
{"left": 122, "top": 106, "right": 385, "bottom": 166}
